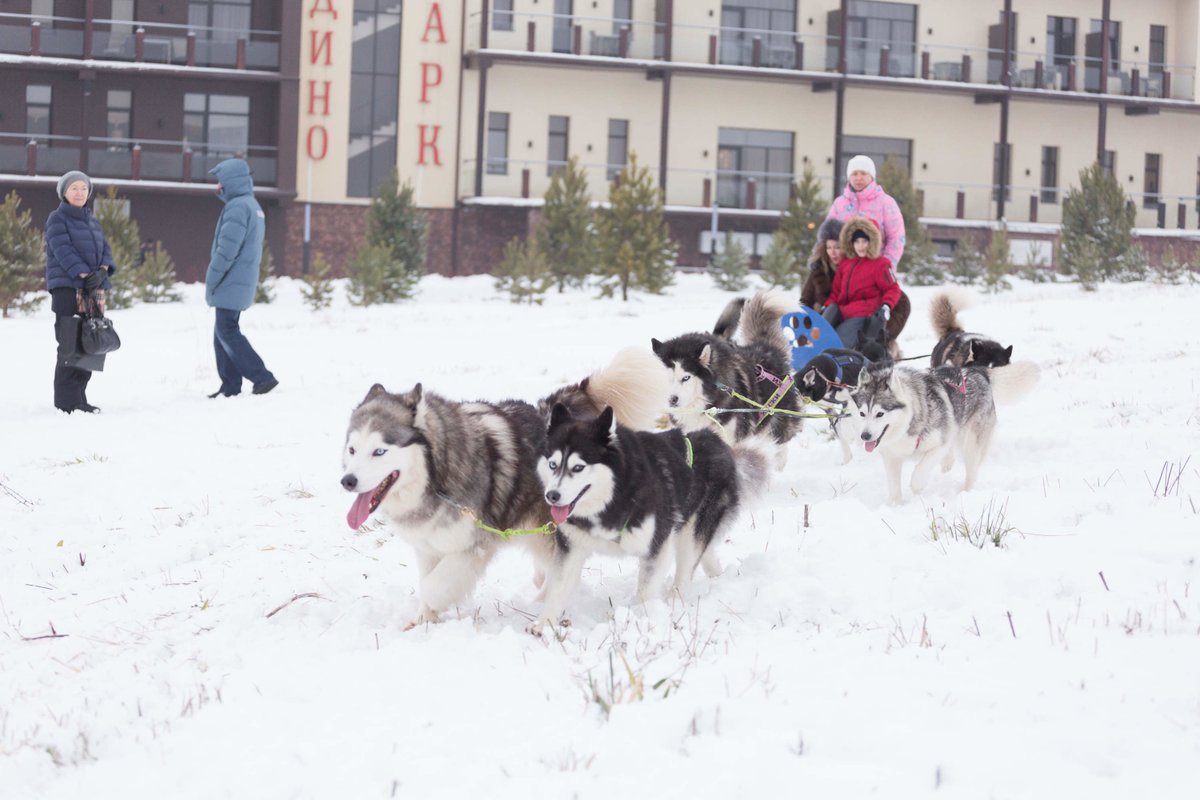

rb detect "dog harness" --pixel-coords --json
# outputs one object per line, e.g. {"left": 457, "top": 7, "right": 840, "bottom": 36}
{"left": 434, "top": 491, "right": 557, "bottom": 540}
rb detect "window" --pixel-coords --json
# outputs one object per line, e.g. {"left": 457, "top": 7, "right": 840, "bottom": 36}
{"left": 613, "top": 0, "right": 632, "bottom": 35}
{"left": 717, "top": 128, "right": 794, "bottom": 211}
{"left": 1085, "top": 18, "right": 1121, "bottom": 92}
{"left": 1040, "top": 146, "right": 1058, "bottom": 204}
{"left": 1144, "top": 153, "right": 1161, "bottom": 209}
{"left": 838, "top": 134, "right": 911, "bottom": 178}
{"left": 493, "top": 0, "right": 513, "bottom": 32}
{"left": 719, "top": 0, "right": 797, "bottom": 69}
{"left": 607, "top": 119, "right": 628, "bottom": 180}
{"left": 1195, "top": 156, "right": 1199, "bottom": 214}
{"left": 1045, "top": 16, "right": 1076, "bottom": 65}
{"left": 548, "top": 115, "right": 569, "bottom": 176}
{"left": 1101, "top": 149, "right": 1116, "bottom": 176}
{"left": 188, "top": 0, "right": 252, "bottom": 40}
{"left": 992, "top": 142, "right": 1011, "bottom": 202}
{"left": 553, "top": 0, "right": 573, "bottom": 54}
{"left": 486, "top": 112, "right": 509, "bottom": 175}
{"left": 31, "top": 0, "right": 52, "bottom": 25}
{"left": 1149, "top": 25, "right": 1166, "bottom": 75}
{"left": 184, "top": 93, "right": 249, "bottom": 155}
{"left": 347, "top": 1, "right": 401, "bottom": 197}
{"left": 106, "top": 90, "right": 132, "bottom": 150}
{"left": 26, "top": 85, "right": 51, "bottom": 141}
{"left": 844, "top": 0, "right": 917, "bottom": 78}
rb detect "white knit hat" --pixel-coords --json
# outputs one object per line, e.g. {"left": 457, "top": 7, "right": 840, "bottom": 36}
{"left": 57, "top": 170, "right": 92, "bottom": 200}
{"left": 846, "top": 155, "right": 876, "bottom": 180}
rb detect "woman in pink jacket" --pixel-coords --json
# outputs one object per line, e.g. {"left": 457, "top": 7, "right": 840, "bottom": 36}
{"left": 826, "top": 155, "right": 906, "bottom": 271}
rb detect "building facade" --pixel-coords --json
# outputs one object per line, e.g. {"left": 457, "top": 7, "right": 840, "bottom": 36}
{"left": 3, "top": 1, "right": 1199, "bottom": 279}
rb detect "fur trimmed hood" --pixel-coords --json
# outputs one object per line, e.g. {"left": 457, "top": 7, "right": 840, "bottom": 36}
{"left": 809, "top": 217, "right": 845, "bottom": 270}
{"left": 838, "top": 216, "right": 882, "bottom": 260}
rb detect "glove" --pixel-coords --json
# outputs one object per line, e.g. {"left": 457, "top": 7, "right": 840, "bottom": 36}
{"left": 877, "top": 304, "right": 891, "bottom": 322}
{"left": 83, "top": 270, "right": 107, "bottom": 291}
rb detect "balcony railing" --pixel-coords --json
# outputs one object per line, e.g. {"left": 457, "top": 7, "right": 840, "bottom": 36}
{"left": 465, "top": 9, "right": 1197, "bottom": 103}
{"left": 0, "top": 11, "right": 280, "bottom": 69}
{"left": 0, "top": 132, "right": 277, "bottom": 186}
{"left": 459, "top": 157, "right": 1198, "bottom": 231}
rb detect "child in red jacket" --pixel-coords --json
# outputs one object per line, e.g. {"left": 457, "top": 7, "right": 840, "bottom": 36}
{"left": 821, "top": 216, "right": 901, "bottom": 359}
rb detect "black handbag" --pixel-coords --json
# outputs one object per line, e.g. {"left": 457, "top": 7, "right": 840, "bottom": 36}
{"left": 56, "top": 316, "right": 106, "bottom": 372}
{"left": 79, "top": 291, "right": 121, "bottom": 355}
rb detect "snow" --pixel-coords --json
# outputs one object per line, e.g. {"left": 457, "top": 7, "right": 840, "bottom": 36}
{"left": 2, "top": 274, "right": 1199, "bottom": 799}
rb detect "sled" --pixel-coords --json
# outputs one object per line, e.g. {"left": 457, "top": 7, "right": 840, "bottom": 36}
{"left": 781, "top": 306, "right": 843, "bottom": 370}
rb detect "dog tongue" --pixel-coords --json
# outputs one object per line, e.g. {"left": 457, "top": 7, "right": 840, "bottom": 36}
{"left": 347, "top": 492, "right": 373, "bottom": 530}
{"left": 549, "top": 504, "right": 572, "bottom": 525}
{"left": 864, "top": 440, "right": 878, "bottom": 454}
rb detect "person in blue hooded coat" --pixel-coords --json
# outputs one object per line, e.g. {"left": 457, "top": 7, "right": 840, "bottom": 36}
{"left": 205, "top": 158, "right": 278, "bottom": 398}
{"left": 45, "top": 170, "right": 115, "bottom": 413}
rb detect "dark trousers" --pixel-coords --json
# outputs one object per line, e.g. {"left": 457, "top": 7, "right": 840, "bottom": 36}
{"left": 51, "top": 288, "right": 92, "bottom": 411}
{"left": 213, "top": 307, "right": 274, "bottom": 395}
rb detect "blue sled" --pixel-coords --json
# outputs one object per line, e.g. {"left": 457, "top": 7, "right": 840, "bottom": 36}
{"left": 781, "top": 306, "right": 843, "bottom": 371}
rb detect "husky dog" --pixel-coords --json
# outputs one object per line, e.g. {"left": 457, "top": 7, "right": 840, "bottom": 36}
{"left": 652, "top": 290, "right": 800, "bottom": 462}
{"left": 529, "top": 404, "right": 769, "bottom": 634}
{"left": 797, "top": 347, "right": 872, "bottom": 464}
{"left": 340, "top": 348, "right": 668, "bottom": 630}
{"left": 929, "top": 287, "right": 1013, "bottom": 368}
{"left": 852, "top": 360, "right": 1040, "bottom": 503}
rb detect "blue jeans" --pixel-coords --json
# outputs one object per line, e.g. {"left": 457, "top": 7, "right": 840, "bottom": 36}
{"left": 213, "top": 307, "right": 273, "bottom": 395}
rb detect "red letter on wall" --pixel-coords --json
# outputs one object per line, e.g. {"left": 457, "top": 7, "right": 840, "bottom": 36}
{"left": 418, "top": 125, "right": 442, "bottom": 166}
{"left": 308, "top": 0, "right": 338, "bottom": 19}
{"left": 420, "top": 63, "right": 443, "bottom": 103}
{"left": 308, "top": 80, "right": 331, "bottom": 116}
{"left": 306, "top": 126, "right": 328, "bottom": 160}
{"left": 310, "top": 30, "right": 332, "bottom": 65}
{"left": 421, "top": 2, "right": 447, "bottom": 43}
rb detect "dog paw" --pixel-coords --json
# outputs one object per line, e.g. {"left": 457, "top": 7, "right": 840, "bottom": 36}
{"left": 403, "top": 608, "right": 440, "bottom": 631}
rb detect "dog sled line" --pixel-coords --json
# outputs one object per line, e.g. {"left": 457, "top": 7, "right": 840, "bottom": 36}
{"left": 339, "top": 287, "right": 1036, "bottom": 632}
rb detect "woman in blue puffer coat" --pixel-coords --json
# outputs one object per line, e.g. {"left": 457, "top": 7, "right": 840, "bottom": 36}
{"left": 45, "top": 170, "right": 115, "bottom": 414}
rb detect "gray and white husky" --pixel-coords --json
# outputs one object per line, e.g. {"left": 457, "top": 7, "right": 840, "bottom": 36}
{"left": 929, "top": 287, "right": 1014, "bottom": 369}
{"left": 529, "top": 404, "right": 770, "bottom": 635}
{"left": 652, "top": 289, "right": 800, "bottom": 464}
{"left": 340, "top": 348, "right": 668, "bottom": 630}
{"left": 852, "top": 359, "right": 1039, "bottom": 504}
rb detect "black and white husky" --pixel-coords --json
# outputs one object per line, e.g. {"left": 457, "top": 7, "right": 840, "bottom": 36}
{"left": 340, "top": 348, "right": 668, "bottom": 630}
{"left": 652, "top": 289, "right": 800, "bottom": 465}
{"left": 929, "top": 287, "right": 1014, "bottom": 368}
{"left": 852, "top": 359, "right": 1040, "bottom": 504}
{"left": 529, "top": 404, "right": 770, "bottom": 635}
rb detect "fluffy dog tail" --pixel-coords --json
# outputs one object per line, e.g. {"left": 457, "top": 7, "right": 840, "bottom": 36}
{"left": 734, "top": 289, "right": 794, "bottom": 360}
{"left": 731, "top": 434, "right": 774, "bottom": 505}
{"left": 929, "top": 286, "right": 974, "bottom": 339}
{"left": 582, "top": 346, "right": 670, "bottom": 431}
{"left": 989, "top": 360, "right": 1040, "bottom": 405}
{"left": 712, "top": 296, "right": 747, "bottom": 340}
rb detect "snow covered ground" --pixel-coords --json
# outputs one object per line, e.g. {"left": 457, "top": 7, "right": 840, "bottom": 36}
{"left": 2, "top": 274, "right": 1198, "bottom": 799}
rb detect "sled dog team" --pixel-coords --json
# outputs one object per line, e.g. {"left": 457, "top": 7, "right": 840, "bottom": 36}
{"left": 340, "top": 287, "right": 1038, "bottom": 633}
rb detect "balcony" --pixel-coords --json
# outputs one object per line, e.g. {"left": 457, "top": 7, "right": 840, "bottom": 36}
{"left": 0, "top": 11, "right": 280, "bottom": 70}
{"left": 0, "top": 132, "right": 278, "bottom": 186}
{"left": 463, "top": 9, "right": 1196, "bottom": 103}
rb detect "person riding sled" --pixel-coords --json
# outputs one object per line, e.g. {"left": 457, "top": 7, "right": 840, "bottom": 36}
{"left": 821, "top": 217, "right": 901, "bottom": 362}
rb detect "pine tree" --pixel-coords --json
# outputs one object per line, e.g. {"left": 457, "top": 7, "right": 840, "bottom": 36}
{"left": 982, "top": 226, "right": 1013, "bottom": 293}
{"left": 758, "top": 231, "right": 801, "bottom": 289}
{"left": 1018, "top": 245, "right": 1054, "bottom": 283}
{"left": 536, "top": 155, "right": 594, "bottom": 292}
{"left": 877, "top": 155, "right": 938, "bottom": 278}
{"left": 948, "top": 243, "right": 983, "bottom": 286}
{"left": 776, "top": 163, "right": 825, "bottom": 265}
{"left": 135, "top": 242, "right": 182, "bottom": 303}
{"left": 494, "top": 236, "right": 554, "bottom": 304}
{"left": 709, "top": 233, "right": 751, "bottom": 291}
{"left": 255, "top": 242, "right": 276, "bottom": 304}
{"left": 1060, "top": 162, "right": 1137, "bottom": 286}
{"left": 345, "top": 242, "right": 401, "bottom": 306}
{"left": 93, "top": 186, "right": 141, "bottom": 310}
{"left": 301, "top": 252, "right": 335, "bottom": 310}
{"left": 595, "top": 153, "right": 677, "bottom": 301}
{"left": 0, "top": 191, "right": 46, "bottom": 317}
{"left": 366, "top": 168, "right": 427, "bottom": 300}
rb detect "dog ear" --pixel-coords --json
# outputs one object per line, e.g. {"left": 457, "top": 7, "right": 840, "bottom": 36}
{"left": 651, "top": 338, "right": 664, "bottom": 356}
{"left": 593, "top": 406, "right": 616, "bottom": 442}
{"left": 699, "top": 344, "right": 713, "bottom": 369}
{"left": 1003, "top": 345, "right": 1013, "bottom": 360}
{"left": 362, "top": 383, "right": 388, "bottom": 404}
{"left": 398, "top": 382, "right": 423, "bottom": 410}
{"left": 549, "top": 402, "right": 572, "bottom": 431}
